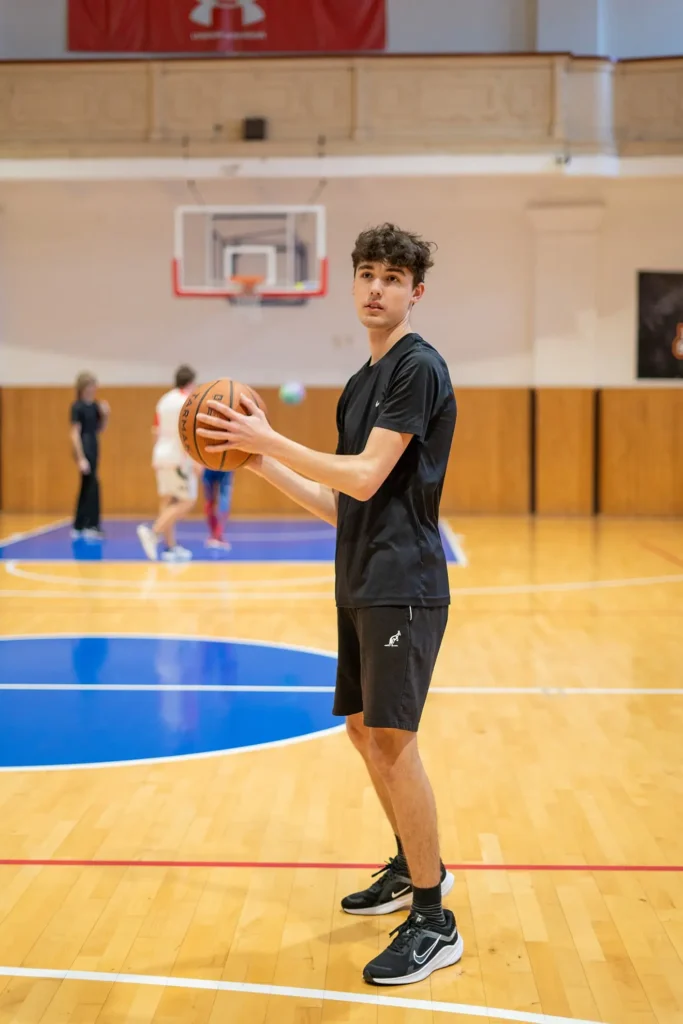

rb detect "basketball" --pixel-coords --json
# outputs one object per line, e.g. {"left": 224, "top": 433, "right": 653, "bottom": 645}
{"left": 178, "top": 378, "right": 268, "bottom": 471}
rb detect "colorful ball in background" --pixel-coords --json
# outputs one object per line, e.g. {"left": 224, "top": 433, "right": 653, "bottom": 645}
{"left": 279, "top": 382, "right": 306, "bottom": 405}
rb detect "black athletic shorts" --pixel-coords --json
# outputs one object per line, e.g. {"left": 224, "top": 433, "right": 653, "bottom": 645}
{"left": 333, "top": 606, "right": 449, "bottom": 732}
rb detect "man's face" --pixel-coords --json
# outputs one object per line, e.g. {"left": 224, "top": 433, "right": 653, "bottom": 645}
{"left": 353, "top": 261, "right": 424, "bottom": 330}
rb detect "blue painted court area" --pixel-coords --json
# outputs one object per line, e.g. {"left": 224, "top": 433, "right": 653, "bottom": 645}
{"left": 0, "top": 518, "right": 460, "bottom": 563}
{"left": 0, "top": 636, "right": 339, "bottom": 769}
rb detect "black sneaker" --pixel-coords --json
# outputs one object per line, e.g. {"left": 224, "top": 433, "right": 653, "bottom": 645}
{"left": 341, "top": 859, "right": 454, "bottom": 916}
{"left": 363, "top": 909, "right": 463, "bottom": 986}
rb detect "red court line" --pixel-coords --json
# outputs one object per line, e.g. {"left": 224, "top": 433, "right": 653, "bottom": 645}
{"left": 0, "top": 858, "right": 681, "bottom": 872}
{"left": 640, "top": 541, "right": 683, "bottom": 570}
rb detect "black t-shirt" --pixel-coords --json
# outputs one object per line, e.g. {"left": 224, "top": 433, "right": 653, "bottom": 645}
{"left": 70, "top": 400, "right": 101, "bottom": 462}
{"left": 335, "top": 333, "right": 456, "bottom": 608}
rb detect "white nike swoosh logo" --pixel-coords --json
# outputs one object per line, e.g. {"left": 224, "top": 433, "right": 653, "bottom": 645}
{"left": 413, "top": 936, "right": 440, "bottom": 965}
{"left": 391, "top": 886, "right": 411, "bottom": 899}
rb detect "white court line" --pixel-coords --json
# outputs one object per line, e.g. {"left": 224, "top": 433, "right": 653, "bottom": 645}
{"left": 0, "top": 683, "right": 335, "bottom": 692}
{"left": 440, "top": 520, "right": 469, "bottom": 566}
{"left": 0, "top": 517, "right": 70, "bottom": 548}
{"left": 450, "top": 573, "right": 683, "bottom": 596}
{"left": 176, "top": 529, "right": 335, "bottom": 542}
{"left": 0, "top": 684, "right": 681, "bottom": 696}
{"left": 0, "top": 723, "right": 345, "bottom": 773}
{"left": 0, "top": 588, "right": 334, "bottom": 601}
{"left": 0, "top": 965, "right": 606, "bottom": 1024}
{"left": 174, "top": 525, "right": 457, "bottom": 544}
{"left": 2, "top": 561, "right": 335, "bottom": 590}
{"left": 1, "top": 559, "right": 336, "bottom": 570}
{"left": 4, "top": 558, "right": 683, "bottom": 598}
{"left": 434, "top": 686, "right": 683, "bottom": 696}
{"left": 3, "top": 571, "right": 683, "bottom": 602}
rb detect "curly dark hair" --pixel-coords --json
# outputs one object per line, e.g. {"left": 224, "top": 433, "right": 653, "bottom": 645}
{"left": 352, "top": 223, "right": 436, "bottom": 286}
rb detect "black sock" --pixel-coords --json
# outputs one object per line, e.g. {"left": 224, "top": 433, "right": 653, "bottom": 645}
{"left": 394, "top": 835, "right": 410, "bottom": 874}
{"left": 412, "top": 882, "right": 446, "bottom": 926}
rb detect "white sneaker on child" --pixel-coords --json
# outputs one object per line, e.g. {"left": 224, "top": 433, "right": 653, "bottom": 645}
{"left": 137, "top": 524, "right": 159, "bottom": 561}
{"left": 205, "top": 538, "right": 231, "bottom": 551}
{"left": 161, "top": 545, "right": 193, "bottom": 562}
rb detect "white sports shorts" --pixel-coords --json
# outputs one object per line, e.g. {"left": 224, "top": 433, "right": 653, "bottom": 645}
{"left": 155, "top": 466, "right": 198, "bottom": 502}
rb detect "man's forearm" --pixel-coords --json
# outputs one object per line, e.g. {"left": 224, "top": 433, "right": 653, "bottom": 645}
{"left": 254, "top": 456, "right": 338, "bottom": 526}
{"left": 267, "top": 435, "right": 371, "bottom": 502}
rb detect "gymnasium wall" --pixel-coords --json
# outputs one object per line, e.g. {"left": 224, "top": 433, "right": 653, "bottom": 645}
{"left": 2, "top": 176, "right": 683, "bottom": 388}
{"left": 3, "top": 385, "right": 682, "bottom": 516}
{"left": 0, "top": 387, "right": 536, "bottom": 516}
{"left": 1, "top": 175, "right": 682, "bottom": 516}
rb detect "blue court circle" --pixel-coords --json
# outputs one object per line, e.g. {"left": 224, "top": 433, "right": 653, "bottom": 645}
{"left": 0, "top": 636, "right": 339, "bottom": 769}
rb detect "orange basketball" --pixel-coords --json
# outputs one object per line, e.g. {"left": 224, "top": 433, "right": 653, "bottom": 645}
{"left": 178, "top": 378, "right": 268, "bottom": 471}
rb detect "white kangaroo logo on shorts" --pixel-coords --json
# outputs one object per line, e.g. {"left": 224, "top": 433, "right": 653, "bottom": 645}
{"left": 385, "top": 630, "right": 401, "bottom": 648}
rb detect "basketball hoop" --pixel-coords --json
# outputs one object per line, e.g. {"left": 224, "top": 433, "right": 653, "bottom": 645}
{"left": 230, "top": 274, "right": 264, "bottom": 307}
{"left": 229, "top": 274, "right": 264, "bottom": 323}
{"left": 172, "top": 205, "right": 327, "bottom": 302}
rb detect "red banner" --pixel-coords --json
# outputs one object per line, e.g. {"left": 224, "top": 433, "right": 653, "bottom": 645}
{"left": 69, "top": 0, "right": 386, "bottom": 53}
{"left": 68, "top": 0, "right": 148, "bottom": 52}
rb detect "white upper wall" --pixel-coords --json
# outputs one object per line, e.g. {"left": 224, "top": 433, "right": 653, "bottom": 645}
{"left": 0, "top": 178, "right": 534, "bottom": 388}
{"left": 536, "top": 0, "right": 606, "bottom": 56}
{"left": 1, "top": 175, "right": 682, "bottom": 388}
{"left": 0, "top": 0, "right": 681, "bottom": 59}
{"left": 606, "top": 0, "right": 683, "bottom": 59}
{"left": 388, "top": 0, "right": 535, "bottom": 53}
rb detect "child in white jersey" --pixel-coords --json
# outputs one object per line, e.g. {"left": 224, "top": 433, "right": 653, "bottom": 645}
{"left": 137, "top": 365, "right": 199, "bottom": 562}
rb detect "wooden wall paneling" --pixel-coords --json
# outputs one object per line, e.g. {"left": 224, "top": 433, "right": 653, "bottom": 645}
{"left": 442, "top": 389, "right": 531, "bottom": 514}
{"left": 24, "top": 385, "right": 683, "bottom": 518}
{"left": 97, "top": 387, "right": 166, "bottom": 515}
{"left": 535, "top": 389, "right": 596, "bottom": 515}
{"left": 600, "top": 389, "right": 683, "bottom": 515}
{"left": 0, "top": 386, "right": 343, "bottom": 516}
{"left": 1, "top": 388, "right": 76, "bottom": 513}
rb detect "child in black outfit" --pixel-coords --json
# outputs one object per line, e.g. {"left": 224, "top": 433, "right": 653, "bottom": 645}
{"left": 70, "top": 372, "right": 110, "bottom": 538}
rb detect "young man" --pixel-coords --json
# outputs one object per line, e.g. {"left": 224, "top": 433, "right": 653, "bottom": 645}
{"left": 137, "top": 365, "right": 198, "bottom": 563}
{"left": 197, "top": 223, "right": 461, "bottom": 986}
{"left": 70, "top": 372, "right": 110, "bottom": 539}
{"left": 203, "top": 468, "right": 234, "bottom": 550}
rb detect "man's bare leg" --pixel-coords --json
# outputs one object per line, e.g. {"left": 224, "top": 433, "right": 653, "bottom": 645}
{"left": 367, "top": 727, "right": 440, "bottom": 888}
{"left": 342, "top": 714, "right": 453, "bottom": 922}
{"left": 346, "top": 713, "right": 399, "bottom": 836}
{"left": 347, "top": 718, "right": 461, "bottom": 983}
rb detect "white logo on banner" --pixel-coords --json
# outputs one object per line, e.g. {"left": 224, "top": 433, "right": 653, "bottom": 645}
{"left": 190, "top": 0, "right": 266, "bottom": 29}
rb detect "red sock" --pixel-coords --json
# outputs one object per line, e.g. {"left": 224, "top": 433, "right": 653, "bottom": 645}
{"left": 205, "top": 500, "right": 219, "bottom": 539}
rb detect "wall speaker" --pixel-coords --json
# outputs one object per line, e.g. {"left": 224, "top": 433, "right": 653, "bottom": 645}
{"left": 242, "top": 117, "right": 268, "bottom": 141}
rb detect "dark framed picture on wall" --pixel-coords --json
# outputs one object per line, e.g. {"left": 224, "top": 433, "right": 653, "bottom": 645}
{"left": 637, "top": 271, "right": 683, "bottom": 379}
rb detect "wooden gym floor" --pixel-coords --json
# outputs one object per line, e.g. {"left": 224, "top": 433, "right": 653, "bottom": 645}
{"left": 0, "top": 512, "right": 682, "bottom": 1024}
